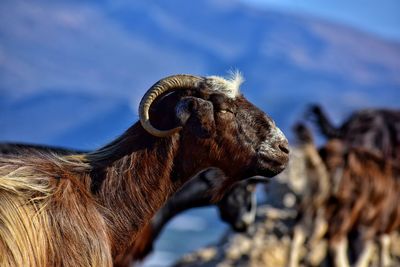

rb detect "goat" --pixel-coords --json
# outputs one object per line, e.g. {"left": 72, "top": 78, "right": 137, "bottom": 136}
{"left": 290, "top": 123, "right": 400, "bottom": 267}
{"left": 322, "top": 141, "right": 400, "bottom": 267}
{"left": 307, "top": 104, "right": 400, "bottom": 161}
{"left": 0, "top": 73, "right": 289, "bottom": 267}
{"left": 287, "top": 124, "right": 331, "bottom": 267}
{"left": 307, "top": 104, "right": 400, "bottom": 265}
{"left": 0, "top": 142, "right": 264, "bottom": 266}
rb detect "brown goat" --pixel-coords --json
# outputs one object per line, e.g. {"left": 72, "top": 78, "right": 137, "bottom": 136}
{"left": 0, "top": 73, "right": 289, "bottom": 267}
{"left": 323, "top": 141, "right": 400, "bottom": 267}
{"left": 289, "top": 124, "right": 400, "bottom": 267}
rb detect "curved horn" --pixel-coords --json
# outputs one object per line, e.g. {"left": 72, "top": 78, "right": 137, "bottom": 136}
{"left": 139, "top": 75, "right": 203, "bottom": 137}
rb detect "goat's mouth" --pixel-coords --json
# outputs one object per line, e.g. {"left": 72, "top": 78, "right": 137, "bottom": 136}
{"left": 253, "top": 151, "right": 289, "bottom": 177}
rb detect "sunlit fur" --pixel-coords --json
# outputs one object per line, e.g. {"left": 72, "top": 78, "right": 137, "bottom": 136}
{"left": 0, "top": 132, "right": 185, "bottom": 267}
{"left": 0, "top": 153, "right": 111, "bottom": 267}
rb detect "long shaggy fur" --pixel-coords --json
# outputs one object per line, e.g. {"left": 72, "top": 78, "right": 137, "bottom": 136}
{"left": 0, "top": 153, "right": 111, "bottom": 267}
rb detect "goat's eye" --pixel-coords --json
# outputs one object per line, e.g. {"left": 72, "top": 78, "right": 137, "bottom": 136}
{"left": 218, "top": 109, "right": 234, "bottom": 115}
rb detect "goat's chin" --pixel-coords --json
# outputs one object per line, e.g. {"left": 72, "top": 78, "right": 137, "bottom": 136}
{"left": 252, "top": 167, "right": 283, "bottom": 178}
{"left": 252, "top": 156, "right": 288, "bottom": 178}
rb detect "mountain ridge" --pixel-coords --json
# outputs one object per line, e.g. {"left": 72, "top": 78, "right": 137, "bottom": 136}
{"left": 0, "top": 0, "right": 399, "bottom": 146}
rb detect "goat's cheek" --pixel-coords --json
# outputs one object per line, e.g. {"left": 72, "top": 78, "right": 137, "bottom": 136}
{"left": 215, "top": 116, "right": 234, "bottom": 134}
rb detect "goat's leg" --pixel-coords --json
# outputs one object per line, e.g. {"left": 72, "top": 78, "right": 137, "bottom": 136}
{"left": 309, "top": 210, "right": 328, "bottom": 248}
{"left": 305, "top": 212, "right": 328, "bottom": 267}
{"left": 331, "top": 238, "right": 350, "bottom": 267}
{"left": 354, "top": 239, "right": 374, "bottom": 267}
{"left": 287, "top": 224, "right": 306, "bottom": 267}
{"left": 379, "top": 234, "right": 391, "bottom": 267}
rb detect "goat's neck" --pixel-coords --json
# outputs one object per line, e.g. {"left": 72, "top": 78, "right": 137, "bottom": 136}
{"left": 89, "top": 124, "right": 208, "bottom": 256}
{"left": 151, "top": 177, "right": 213, "bottom": 239}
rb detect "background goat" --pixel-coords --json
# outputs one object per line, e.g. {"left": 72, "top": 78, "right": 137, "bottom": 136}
{"left": 287, "top": 124, "right": 331, "bottom": 267}
{"left": 307, "top": 104, "right": 400, "bottom": 161}
{"left": 0, "top": 73, "right": 289, "bottom": 267}
{"left": 307, "top": 104, "right": 400, "bottom": 266}
{"left": 290, "top": 123, "right": 400, "bottom": 267}
{"left": 322, "top": 140, "right": 400, "bottom": 267}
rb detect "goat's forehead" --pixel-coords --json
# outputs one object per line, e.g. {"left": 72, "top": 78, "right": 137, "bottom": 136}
{"left": 205, "top": 71, "right": 244, "bottom": 99}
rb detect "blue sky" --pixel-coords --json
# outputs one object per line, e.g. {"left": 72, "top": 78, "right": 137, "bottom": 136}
{"left": 240, "top": 0, "right": 400, "bottom": 42}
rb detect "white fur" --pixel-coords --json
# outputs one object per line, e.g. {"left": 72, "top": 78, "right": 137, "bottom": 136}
{"left": 206, "top": 71, "right": 244, "bottom": 98}
{"left": 259, "top": 127, "right": 286, "bottom": 156}
{"left": 333, "top": 239, "right": 350, "bottom": 267}
{"left": 380, "top": 234, "right": 391, "bottom": 267}
{"left": 355, "top": 240, "right": 374, "bottom": 267}
{"left": 288, "top": 225, "right": 306, "bottom": 267}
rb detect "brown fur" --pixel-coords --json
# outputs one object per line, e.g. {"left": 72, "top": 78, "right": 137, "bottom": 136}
{"left": 0, "top": 153, "right": 111, "bottom": 267}
{"left": 325, "top": 146, "right": 400, "bottom": 245}
{"left": 114, "top": 223, "right": 154, "bottom": 267}
{"left": 289, "top": 124, "right": 400, "bottom": 267}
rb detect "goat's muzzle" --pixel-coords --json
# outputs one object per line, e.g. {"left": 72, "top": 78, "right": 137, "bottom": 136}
{"left": 255, "top": 128, "right": 289, "bottom": 177}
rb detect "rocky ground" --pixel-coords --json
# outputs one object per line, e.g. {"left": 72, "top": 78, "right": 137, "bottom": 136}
{"left": 173, "top": 148, "right": 400, "bottom": 267}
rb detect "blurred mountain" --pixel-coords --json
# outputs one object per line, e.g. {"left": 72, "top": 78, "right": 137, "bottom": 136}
{"left": 1, "top": 0, "right": 400, "bottom": 146}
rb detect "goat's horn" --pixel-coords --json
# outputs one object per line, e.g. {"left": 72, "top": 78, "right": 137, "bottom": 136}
{"left": 139, "top": 74, "right": 203, "bottom": 137}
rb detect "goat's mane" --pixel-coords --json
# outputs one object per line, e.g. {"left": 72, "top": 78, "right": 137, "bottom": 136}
{"left": 85, "top": 134, "right": 130, "bottom": 165}
{"left": 84, "top": 123, "right": 154, "bottom": 167}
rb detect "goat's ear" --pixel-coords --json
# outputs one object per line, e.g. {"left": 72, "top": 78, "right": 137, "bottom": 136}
{"left": 175, "top": 97, "right": 216, "bottom": 139}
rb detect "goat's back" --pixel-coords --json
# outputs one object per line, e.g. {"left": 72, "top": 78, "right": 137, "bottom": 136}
{"left": 0, "top": 153, "right": 112, "bottom": 267}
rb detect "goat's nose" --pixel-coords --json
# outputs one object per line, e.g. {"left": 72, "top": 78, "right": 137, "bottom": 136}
{"left": 273, "top": 127, "right": 289, "bottom": 154}
{"left": 279, "top": 143, "right": 290, "bottom": 154}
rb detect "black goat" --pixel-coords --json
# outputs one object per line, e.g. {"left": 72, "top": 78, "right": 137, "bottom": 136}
{"left": 307, "top": 104, "right": 400, "bottom": 161}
